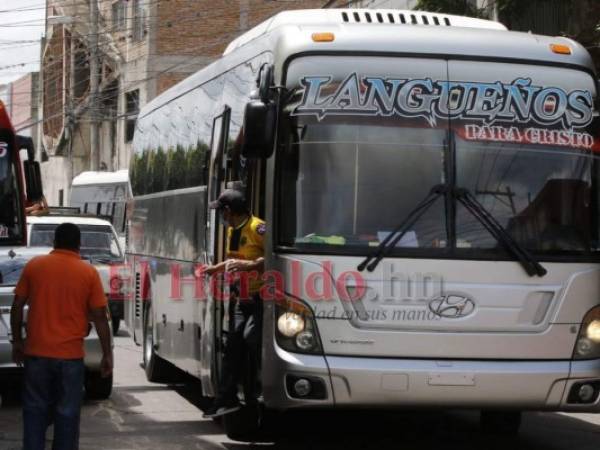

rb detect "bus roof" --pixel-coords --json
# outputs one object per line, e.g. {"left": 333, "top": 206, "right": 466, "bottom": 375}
{"left": 223, "top": 8, "right": 507, "bottom": 55}
{"left": 72, "top": 170, "right": 129, "bottom": 186}
{"left": 139, "top": 9, "right": 595, "bottom": 121}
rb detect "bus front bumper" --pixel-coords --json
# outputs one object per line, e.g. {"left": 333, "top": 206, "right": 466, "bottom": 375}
{"left": 264, "top": 346, "right": 600, "bottom": 412}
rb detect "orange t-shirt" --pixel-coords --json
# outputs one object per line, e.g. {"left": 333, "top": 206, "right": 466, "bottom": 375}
{"left": 14, "top": 249, "right": 107, "bottom": 359}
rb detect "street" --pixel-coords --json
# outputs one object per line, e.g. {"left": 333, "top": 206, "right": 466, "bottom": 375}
{"left": 0, "top": 328, "right": 598, "bottom": 450}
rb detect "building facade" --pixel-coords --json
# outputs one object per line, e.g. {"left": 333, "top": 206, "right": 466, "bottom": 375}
{"left": 40, "top": 0, "right": 343, "bottom": 206}
{"left": 0, "top": 74, "right": 42, "bottom": 163}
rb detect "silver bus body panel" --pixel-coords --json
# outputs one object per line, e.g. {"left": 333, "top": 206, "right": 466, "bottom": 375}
{"left": 273, "top": 255, "right": 597, "bottom": 357}
{"left": 263, "top": 347, "right": 600, "bottom": 412}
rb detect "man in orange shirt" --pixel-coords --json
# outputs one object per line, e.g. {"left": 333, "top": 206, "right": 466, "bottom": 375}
{"left": 10, "top": 223, "right": 113, "bottom": 450}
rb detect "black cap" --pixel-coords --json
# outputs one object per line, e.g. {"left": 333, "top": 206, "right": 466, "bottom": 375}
{"left": 209, "top": 189, "right": 247, "bottom": 212}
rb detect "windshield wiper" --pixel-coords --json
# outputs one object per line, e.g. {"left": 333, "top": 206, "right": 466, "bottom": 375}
{"left": 358, "top": 184, "right": 447, "bottom": 272}
{"left": 454, "top": 187, "right": 547, "bottom": 277}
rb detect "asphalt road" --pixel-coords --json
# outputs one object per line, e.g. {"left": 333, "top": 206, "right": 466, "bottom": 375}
{"left": 1, "top": 329, "right": 600, "bottom": 450}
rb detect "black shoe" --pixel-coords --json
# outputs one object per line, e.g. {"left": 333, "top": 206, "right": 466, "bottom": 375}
{"left": 203, "top": 399, "right": 241, "bottom": 418}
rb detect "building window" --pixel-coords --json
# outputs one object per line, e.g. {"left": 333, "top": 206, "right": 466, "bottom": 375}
{"left": 132, "top": 0, "right": 146, "bottom": 42}
{"left": 59, "top": 189, "right": 64, "bottom": 207}
{"left": 112, "top": 0, "right": 126, "bottom": 31}
{"left": 125, "top": 89, "right": 140, "bottom": 143}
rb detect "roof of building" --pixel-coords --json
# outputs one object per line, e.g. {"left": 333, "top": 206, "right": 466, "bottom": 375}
{"left": 72, "top": 170, "right": 130, "bottom": 186}
{"left": 27, "top": 216, "right": 114, "bottom": 227}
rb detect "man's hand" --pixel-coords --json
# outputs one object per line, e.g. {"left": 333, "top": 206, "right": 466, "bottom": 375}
{"left": 100, "top": 353, "right": 113, "bottom": 378}
{"left": 11, "top": 340, "right": 24, "bottom": 366}
{"left": 90, "top": 306, "right": 113, "bottom": 379}
{"left": 225, "top": 259, "right": 257, "bottom": 272}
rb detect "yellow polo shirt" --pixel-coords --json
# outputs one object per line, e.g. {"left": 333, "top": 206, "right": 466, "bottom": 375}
{"left": 226, "top": 215, "right": 265, "bottom": 296}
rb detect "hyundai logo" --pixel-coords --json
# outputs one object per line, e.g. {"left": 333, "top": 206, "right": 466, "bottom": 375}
{"left": 428, "top": 293, "right": 476, "bottom": 319}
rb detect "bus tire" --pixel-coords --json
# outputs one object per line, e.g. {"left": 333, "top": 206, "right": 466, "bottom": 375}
{"left": 223, "top": 404, "right": 260, "bottom": 441}
{"left": 143, "top": 305, "right": 170, "bottom": 383}
{"left": 85, "top": 372, "right": 113, "bottom": 400}
{"left": 223, "top": 404, "right": 274, "bottom": 441}
{"left": 480, "top": 411, "right": 522, "bottom": 436}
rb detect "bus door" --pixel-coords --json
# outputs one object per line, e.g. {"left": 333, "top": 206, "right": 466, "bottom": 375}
{"left": 200, "top": 108, "right": 230, "bottom": 396}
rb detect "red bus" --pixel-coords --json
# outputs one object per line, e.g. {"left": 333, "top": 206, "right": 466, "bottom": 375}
{"left": 0, "top": 100, "right": 43, "bottom": 246}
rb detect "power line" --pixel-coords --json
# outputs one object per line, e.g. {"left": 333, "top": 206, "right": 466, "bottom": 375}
{"left": 11, "top": 0, "right": 339, "bottom": 135}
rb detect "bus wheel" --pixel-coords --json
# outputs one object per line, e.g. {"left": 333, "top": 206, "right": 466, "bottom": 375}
{"left": 223, "top": 404, "right": 271, "bottom": 441}
{"left": 143, "top": 305, "right": 170, "bottom": 382}
{"left": 480, "top": 411, "right": 522, "bottom": 436}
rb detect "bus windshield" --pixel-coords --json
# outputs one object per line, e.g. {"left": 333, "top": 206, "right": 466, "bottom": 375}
{"left": 278, "top": 116, "right": 448, "bottom": 251}
{"left": 0, "top": 131, "right": 23, "bottom": 246}
{"left": 277, "top": 57, "right": 600, "bottom": 260}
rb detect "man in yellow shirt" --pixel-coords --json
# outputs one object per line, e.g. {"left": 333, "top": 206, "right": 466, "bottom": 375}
{"left": 203, "top": 189, "right": 265, "bottom": 418}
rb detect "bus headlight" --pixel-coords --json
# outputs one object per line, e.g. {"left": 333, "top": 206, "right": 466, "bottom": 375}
{"left": 275, "top": 296, "right": 323, "bottom": 355}
{"left": 586, "top": 320, "right": 600, "bottom": 342}
{"left": 277, "top": 312, "right": 305, "bottom": 337}
{"left": 573, "top": 306, "right": 600, "bottom": 360}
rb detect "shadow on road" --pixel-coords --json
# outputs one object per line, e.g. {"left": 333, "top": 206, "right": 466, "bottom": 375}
{"left": 218, "top": 409, "right": 600, "bottom": 450}
{"left": 4, "top": 340, "right": 599, "bottom": 450}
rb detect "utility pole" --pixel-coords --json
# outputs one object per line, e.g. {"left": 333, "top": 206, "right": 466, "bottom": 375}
{"left": 67, "top": 24, "right": 76, "bottom": 201}
{"left": 89, "top": 0, "right": 100, "bottom": 171}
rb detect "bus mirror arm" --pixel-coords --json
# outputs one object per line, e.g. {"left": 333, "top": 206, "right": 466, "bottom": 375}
{"left": 257, "top": 64, "right": 275, "bottom": 103}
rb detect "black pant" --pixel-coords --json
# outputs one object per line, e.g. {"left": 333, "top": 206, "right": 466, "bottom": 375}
{"left": 23, "top": 357, "right": 84, "bottom": 450}
{"left": 218, "top": 293, "right": 261, "bottom": 403}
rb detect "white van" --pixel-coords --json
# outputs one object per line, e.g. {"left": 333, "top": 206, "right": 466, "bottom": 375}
{"left": 70, "top": 170, "right": 131, "bottom": 246}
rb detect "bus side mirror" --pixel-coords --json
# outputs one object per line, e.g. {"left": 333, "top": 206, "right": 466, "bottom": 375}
{"left": 23, "top": 160, "right": 43, "bottom": 202}
{"left": 17, "top": 135, "right": 44, "bottom": 202}
{"left": 241, "top": 99, "right": 276, "bottom": 159}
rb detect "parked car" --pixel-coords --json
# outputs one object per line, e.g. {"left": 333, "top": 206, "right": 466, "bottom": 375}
{"left": 0, "top": 246, "right": 113, "bottom": 399}
{"left": 27, "top": 215, "right": 126, "bottom": 335}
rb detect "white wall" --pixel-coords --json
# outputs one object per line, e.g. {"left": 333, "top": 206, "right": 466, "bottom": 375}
{"left": 41, "top": 157, "right": 71, "bottom": 206}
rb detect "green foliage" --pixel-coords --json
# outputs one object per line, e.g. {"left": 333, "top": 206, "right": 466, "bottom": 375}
{"left": 130, "top": 140, "right": 209, "bottom": 196}
{"left": 186, "top": 141, "right": 208, "bottom": 188}
{"left": 414, "top": 0, "right": 599, "bottom": 72}
{"left": 414, "top": 0, "right": 486, "bottom": 18}
{"left": 415, "top": 0, "right": 537, "bottom": 20}
{"left": 149, "top": 148, "right": 167, "bottom": 194}
{"left": 131, "top": 150, "right": 149, "bottom": 196}
{"left": 167, "top": 145, "right": 188, "bottom": 190}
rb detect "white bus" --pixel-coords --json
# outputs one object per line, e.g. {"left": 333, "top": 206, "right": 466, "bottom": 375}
{"left": 70, "top": 170, "right": 131, "bottom": 242}
{"left": 125, "top": 9, "right": 600, "bottom": 439}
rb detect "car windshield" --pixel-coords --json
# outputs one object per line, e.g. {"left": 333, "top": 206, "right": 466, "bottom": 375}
{"left": 30, "top": 224, "right": 123, "bottom": 260}
{"left": 0, "top": 256, "right": 28, "bottom": 286}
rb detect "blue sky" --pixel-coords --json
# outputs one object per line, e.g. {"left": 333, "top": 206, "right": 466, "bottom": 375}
{"left": 0, "top": 0, "right": 45, "bottom": 85}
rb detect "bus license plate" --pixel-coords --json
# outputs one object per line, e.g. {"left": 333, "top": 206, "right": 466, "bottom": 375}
{"left": 427, "top": 373, "right": 476, "bottom": 386}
